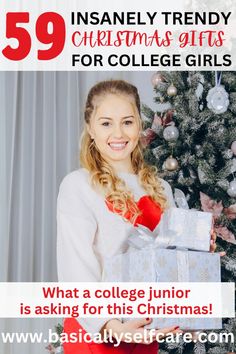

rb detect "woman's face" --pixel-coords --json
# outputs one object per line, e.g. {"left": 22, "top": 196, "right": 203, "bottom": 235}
{"left": 88, "top": 94, "right": 141, "bottom": 172}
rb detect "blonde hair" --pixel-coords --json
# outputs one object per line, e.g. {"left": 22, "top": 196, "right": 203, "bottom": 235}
{"left": 80, "top": 80, "right": 167, "bottom": 224}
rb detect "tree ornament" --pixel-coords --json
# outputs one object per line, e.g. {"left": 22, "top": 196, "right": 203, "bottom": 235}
{"left": 195, "top": 145, "right": 204, "bottom": 157}
{"left": 223, "top": 149, "right": 234, "bottom": 160}
{"left": 227, "top": 180, "right": 236, "bottom": 197}
{"left": 151, "top": 73, "right": 166, "bottom": 87}
{"left": 231, "top": 141, "right": 236, "bottom": 155}
{"left": 153, "top": 109, "right": 174, "bottom": 130}
{"left": 195, "top": 145, "right": 201, "bottom": 151}
{"left": 140, "top": 128, "right": 156, "bottom": 148}
{"left": 195, "top": 78, "right": 204, "bottom": 100}
{"left": 163, "top": 126, "right": 179, "bottom": 142}
{"left": 164, "top": 156, "right": 179, "bottom": 171}
{"left": 177, "top": 170, "right": 185, "bottom": 184}
{"left": 206, "top": 72, "right": 229, "bottom": 114}
{"left": 151, "top": 114, "right": 163, "bottom": 134}
{"left": 167, "top": 83, "right": 177, "bottom": 96}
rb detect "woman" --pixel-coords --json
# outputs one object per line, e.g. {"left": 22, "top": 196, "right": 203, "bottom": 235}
{"left": 57, "top": 79, "right": 216, "bottom": 353}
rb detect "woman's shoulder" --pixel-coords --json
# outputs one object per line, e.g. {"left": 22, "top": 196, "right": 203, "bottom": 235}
{"left": 59, "top": 168, "right": 91, "bottom": 195}
{"left": 57, "top": 168, "right": 98, "bottom": 217}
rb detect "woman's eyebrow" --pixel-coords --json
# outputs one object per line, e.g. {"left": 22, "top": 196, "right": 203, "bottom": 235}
{"left": 98, "top": 115, "right": 135, "bottom": 120}
{"left": 98, "top": 117, "right": 113, "bottom": 120}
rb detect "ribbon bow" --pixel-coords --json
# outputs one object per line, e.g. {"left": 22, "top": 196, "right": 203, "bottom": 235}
{"left": 128, "top": 224, "right": 176, "bottom": 250}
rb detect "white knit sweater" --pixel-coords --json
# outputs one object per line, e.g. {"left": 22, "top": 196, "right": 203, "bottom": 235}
{"left": 57, "top": 168, "right": 176, "bottom": 334}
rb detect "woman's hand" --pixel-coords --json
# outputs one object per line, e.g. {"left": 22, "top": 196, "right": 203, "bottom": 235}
{"left": 210, "top": 228, "right": 217, "bottom": 252}
{"left": 210, "top": 228, "right": 226, "bottom": 256}
{"left": 102, "top": 318, "right": 183, "bottom": 344}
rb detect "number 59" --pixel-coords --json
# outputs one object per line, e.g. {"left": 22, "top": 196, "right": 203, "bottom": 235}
{"left": 2, "top": 12, "right": 66, "bottom": 61}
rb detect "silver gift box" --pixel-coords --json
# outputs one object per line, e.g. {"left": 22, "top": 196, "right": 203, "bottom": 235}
{"left": 155, "top": 207, "right": 213, "bottom": 252}
{"left": 103, "top": 246, "right": 222, "bottom": 330}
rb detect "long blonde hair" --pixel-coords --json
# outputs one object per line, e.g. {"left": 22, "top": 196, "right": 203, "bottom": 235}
{"left": 80, "top": 80, "right": 167, "bottom": 223}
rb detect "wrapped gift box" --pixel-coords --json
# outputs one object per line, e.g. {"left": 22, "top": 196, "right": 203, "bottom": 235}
{"left": 154, "top": 207, "right": 213, "bottom": 252}
{"left": 102, "top": 247, "right": 222, "bottom": 330}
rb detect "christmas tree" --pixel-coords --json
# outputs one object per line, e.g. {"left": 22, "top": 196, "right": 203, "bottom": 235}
{"left": 142, "top": 71, "right": 236, "bottom": 354}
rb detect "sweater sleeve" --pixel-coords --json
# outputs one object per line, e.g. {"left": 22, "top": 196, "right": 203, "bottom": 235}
{"left": 57, "top": 171, "right": 111, "bottom": 334}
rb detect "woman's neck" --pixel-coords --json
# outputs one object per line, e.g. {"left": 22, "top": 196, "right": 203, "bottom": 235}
{"left": 108, "top": 161, "right": 135, "bottom": 175}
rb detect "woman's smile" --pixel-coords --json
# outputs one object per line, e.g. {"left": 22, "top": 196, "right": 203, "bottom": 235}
{"left": 108, "top": 141, "right": 129, "bottom": 151}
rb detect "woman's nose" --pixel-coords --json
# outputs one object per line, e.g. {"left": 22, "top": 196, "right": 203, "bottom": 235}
{"left": 112, "top": 124, "right": 123, "bottom": 138}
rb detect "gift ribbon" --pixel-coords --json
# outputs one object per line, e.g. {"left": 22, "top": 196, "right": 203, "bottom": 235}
{"left": 128, "top": 224, "right": 175, "bottom": 250}
{"left": 128, "top": 224, "right": 192, "bottom": 285}
{"left": 126, "top": 225, "right": 167, "bottom": 282}
{"left": 176, "top": 250, "right": 190, "bottom": 282}
{"left": 215, "top": 71, "right": 222, "bottom": 87}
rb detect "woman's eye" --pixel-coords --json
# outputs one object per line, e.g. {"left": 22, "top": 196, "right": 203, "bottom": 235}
{"left": 101, "top": 122, "right": 110, "bottom": 126}
{"left": 124, "top": 120, "right": 133, "bottom": 125}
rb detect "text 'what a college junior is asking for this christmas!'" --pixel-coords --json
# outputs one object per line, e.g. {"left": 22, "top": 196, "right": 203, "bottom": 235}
{"left": 0, "top": 283, "right": 234, "bottom": 319}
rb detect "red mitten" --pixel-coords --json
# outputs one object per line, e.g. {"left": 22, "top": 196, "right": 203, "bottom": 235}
{"left": 135, "top": 196, "right": 162, "bottom": 231}
{"left": 105, "top": 195, "right": 162, "bottom": 231}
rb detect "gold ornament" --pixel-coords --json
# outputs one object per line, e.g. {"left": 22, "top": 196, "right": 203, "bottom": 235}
{"left": 164, "top": 156, "right": 179, "bottom": 171}
{"left": 167, "top": 83, "right": 177, "bottom": 96}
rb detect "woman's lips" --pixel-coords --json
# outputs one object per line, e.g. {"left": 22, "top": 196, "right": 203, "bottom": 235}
{"left": 108, "top": 142, "right": 128, "bottom": 150}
